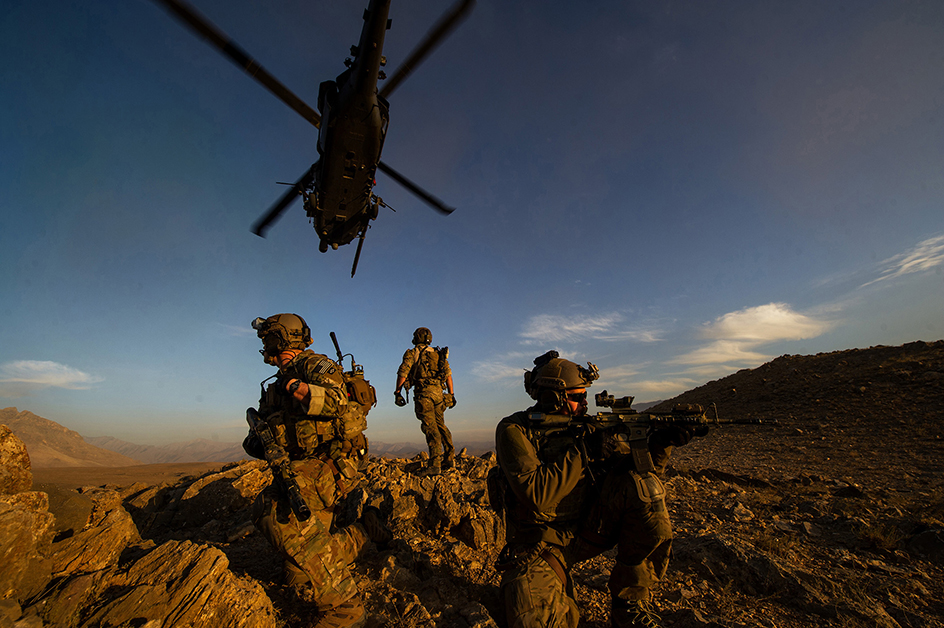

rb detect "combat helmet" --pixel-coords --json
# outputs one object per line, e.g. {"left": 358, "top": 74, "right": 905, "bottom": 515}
{"left": 252, "top": 313, "right": 312, "bottom": 353}
{"left": 524, "top": 350, "right": 599, "bottom": 412}
{"left": 412, "top": 327, "right": 432, "bottom": 345}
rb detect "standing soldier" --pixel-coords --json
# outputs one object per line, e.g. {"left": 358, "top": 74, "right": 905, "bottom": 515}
{"left": 394, "top": 327, "right": 456, "bottom": 476}
{"left": 245, "top": 313, "right": 390, "bottom": 628}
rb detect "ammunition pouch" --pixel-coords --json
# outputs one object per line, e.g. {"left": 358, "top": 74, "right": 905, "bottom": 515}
{"left": 325, "top": 454, "right": 361, "bottom": 496}
{"left": 293, "top": 418, "right": 335, "bottom": 455}
{"left": 346, "top": 377, "right": 376, "bottom": 406}
{"left": 631, "top": 471, "right": 666, "bottom": 504}
{"left": 334, "top": 404, "right": 368, "bottom": 441}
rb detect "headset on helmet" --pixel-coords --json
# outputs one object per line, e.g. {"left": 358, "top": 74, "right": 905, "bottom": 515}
{"left": 524, "top": 350, "right": 599, "bottom": 412}
{"left": 412, "top": 327, "right": 432, "bottom": 345}
{"left": 252, "top": 313, "right": 312, "bottom": 353}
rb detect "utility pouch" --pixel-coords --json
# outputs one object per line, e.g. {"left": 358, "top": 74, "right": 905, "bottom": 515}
{"left": 632, "top": 471, "right": 666, "bottom": 504}
{"left": 346, "top": 378, "right": 377, "bottom": 406}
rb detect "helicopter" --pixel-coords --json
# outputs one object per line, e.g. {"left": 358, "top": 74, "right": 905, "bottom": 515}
{"left": 152, "top": 0, "right": 474, "bottom": 276}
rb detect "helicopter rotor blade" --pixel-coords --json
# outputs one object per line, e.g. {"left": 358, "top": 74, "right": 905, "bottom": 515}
{"left": 251, "top": 167, "right": 314, "bottom": 237}
{"left": 152, "top": 0, "right": 321, "bottom": 129}
{"left": 376, "top": 161, "right": 454, "bottom": 215}
{"left": 378, "top": 0, "right": 475, "bottom": 100}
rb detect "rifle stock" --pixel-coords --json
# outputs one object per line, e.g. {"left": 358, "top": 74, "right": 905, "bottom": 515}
{"left": 246, "top": 407, "right": 312, "bottom": 522}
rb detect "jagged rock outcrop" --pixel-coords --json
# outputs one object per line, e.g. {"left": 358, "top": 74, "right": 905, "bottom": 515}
{"left": 0, "top": 426, "right": 55, "bottom": 607}
{"left": 0, "top": 425, "right": 32, "bottom": 495}
{"left": 1, "top": 441, "right": 276, "bottom": 627}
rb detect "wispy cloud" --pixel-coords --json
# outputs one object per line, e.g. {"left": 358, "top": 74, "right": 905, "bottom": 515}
{"left": 699, "top": 303, "right": 834, "bottom": 342}
{"left": 470, "top": 352, "right": 534, "bottom": 384}
{"left": 519, "top": 313, "right": 664, "bottom": 344}
{"left": 0, "top": 360, "right": 103, "bottom": 397}
{"left": 671, "top": 303, "right": 836, "bottom": 369}
{"left": 861, "top": 233, "right": 944, "bottom": 288}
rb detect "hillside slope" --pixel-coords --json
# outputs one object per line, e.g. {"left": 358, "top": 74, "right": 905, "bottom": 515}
{"left": 650, "top": 339, "right": 944, "bottom": 491}
{"left": 0, "top": 407, "right": 141, "bottom": 468}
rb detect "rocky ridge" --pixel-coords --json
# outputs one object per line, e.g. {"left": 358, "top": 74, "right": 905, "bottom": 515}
{"left": 1, "top": 340, "right": 943, "bottom": 627}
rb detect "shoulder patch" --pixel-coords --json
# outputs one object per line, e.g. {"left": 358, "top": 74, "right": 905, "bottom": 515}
{"left": 313, "top": 357, "right": 337, "bottom": 375}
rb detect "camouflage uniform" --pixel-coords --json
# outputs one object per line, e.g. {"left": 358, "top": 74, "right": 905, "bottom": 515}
{"left": 397, "top": 345, "right": 454, "bottom": 467}
{"left": 495, "top": 410, "right": 593, "bottom": 628}
{"left": 251, "top": 350, "right": 370, "bottom": 611}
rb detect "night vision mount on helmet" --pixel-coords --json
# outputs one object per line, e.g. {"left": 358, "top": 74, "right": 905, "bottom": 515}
{"left": 252, "top": 313, "right": 313, "bottom": 353}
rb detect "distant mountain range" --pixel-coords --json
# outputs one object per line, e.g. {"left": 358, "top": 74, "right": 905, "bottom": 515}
{"left": 1, "top": 406, "right": 494, "bottom": 468}
{"left": 0, "top": 407, "right": 141, "bottom": 468}
{"left": 83, "top": 436, "right": 250, "bottom": 465}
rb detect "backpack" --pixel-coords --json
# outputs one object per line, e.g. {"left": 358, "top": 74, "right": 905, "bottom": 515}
{"left": 411, "top": 345, "right": 446, "bottom": 385}
{"left": 335, "top": 368, "right": 376, "bottom": 441}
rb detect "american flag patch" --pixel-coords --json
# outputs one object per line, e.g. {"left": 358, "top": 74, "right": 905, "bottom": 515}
{"left": 313, "top": 357, "right": 336, "bottom": 375}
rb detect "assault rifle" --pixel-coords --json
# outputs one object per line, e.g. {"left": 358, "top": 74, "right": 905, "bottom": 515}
{"left": 576, "top": 390, "right": 777, "bottom": 474}
{"left": 246, "top": 407, "right": 312, "bottom": 521}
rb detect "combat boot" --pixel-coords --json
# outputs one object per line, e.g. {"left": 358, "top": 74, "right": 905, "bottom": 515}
{"left": 441, "top": 456, "right": 455, "bottom": 470}
{"left": 314, "top": 596, "right": 367, "bottom": 628}
{"left": 424, "top": 461, "right": 442, "bottom": 476}
{"left": 611, "top": 599, "right": 663, "bottom": 628}
{"left": 359, "top": 506, "right": 393, "bottom": 546}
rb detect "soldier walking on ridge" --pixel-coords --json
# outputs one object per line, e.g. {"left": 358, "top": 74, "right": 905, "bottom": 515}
{"left": 394, "top": 327, "right": 455, "bottom": 476}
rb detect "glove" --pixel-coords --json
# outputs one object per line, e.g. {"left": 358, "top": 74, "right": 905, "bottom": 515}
{"left": 444, "top": 393, "right": 457, "bottom": 408}
{"left": 394, "top": 390, "right": 407, "bottom": 407}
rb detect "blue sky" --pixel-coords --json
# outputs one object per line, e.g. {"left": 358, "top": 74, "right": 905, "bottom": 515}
{"left": 2, "top": 0, "right": 942, "bottom": 446}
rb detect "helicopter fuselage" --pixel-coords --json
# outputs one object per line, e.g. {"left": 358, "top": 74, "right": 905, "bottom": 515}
{"left": 308, "top": 0, "right": 392, "bottom": 252}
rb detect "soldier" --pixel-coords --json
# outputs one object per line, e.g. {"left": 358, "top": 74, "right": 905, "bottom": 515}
{"left": 493, "top": 351, "right": 599, "bottom": 628}
{"left": 394, "top": 327, "right": 455, "bottom": 476}
{"left": 494, "top": 350, "right": 693, "bottom": 628}
{"left": 245, "top": 313, "right": 390, "bottom": 628}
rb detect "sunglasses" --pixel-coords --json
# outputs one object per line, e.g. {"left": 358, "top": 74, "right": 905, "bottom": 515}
{"left": 566, "top": 392, "right": 587, "bottom": 403}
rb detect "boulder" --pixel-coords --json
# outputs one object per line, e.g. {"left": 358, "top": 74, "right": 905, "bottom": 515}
{"left": 0, "top": 426, "right": 31, "bottom": 495}
{"left": 0, "top": 491, "right": 55, "bottom": 604}
{"left": 50, "top": 500, "right": 140, "bottom": 577}
{"left": 35, "top": 540, "right": 276, "bottom": 628}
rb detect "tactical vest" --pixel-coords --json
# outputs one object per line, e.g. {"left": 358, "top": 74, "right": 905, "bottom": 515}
{"left": 496, "top": 411, "right": 591, "bottom": 532}
{"left": 259, "top": 351, "right": 358, "bottom": 459}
